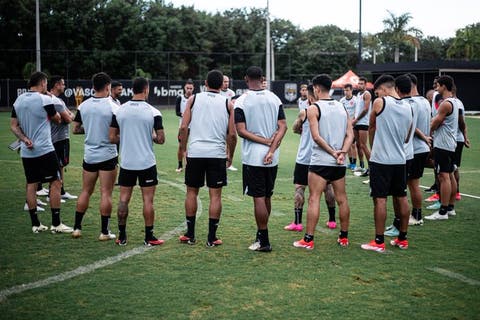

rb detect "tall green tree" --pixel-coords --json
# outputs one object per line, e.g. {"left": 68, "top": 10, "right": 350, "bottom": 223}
{"left": 447, "top": 23, "right": 480, "bottom": 60}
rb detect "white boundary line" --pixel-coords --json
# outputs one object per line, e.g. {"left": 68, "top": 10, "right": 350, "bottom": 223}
{"left": 427, "top": 267, "right": 480, "bottom": 286}
{"left": 0, "top": 178, "right": 201, "bottom": 303}
{"left": 420, "top": 185, "right": 480, "bottom": 200}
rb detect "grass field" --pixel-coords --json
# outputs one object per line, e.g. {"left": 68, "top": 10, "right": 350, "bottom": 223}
{"left": 0, "top": 109, "right": 479, "bottom": 320}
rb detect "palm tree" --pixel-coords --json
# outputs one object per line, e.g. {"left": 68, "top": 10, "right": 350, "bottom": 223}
{"left": 381, "top": 11, "right": 422, "bottom": 63}
{"left": 447, "top": 23, "right": 480, "bottom": 60}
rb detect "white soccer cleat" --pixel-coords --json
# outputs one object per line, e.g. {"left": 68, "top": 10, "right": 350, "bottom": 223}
{"left": 46, "top": 197, "right": 66, "bottom": 203}
{"left": 51, "top": 223, "right": 74, "bottom": 233}
{"left": 98, "top": 231, "right": 116, "bottom": 241}
{"left": 72, "top": 229, "right": 82, "bottom": 238}
{"left": 36, "top": 188, "right": 49, "bottom": 196}
{"left": 61, "top": 192, "right": 78, "bottom": 200}
{"left": 227, "top": 165, "right": 238, "bottom": 172}
{"left": 36, "top": 198, "right": 47, "bottom": 206}
{"left": 23, "top": 203, "right": 45, "bottom": 212}
{"left": 32, "top": 224, "right": 48, "bottom": 233}
{"left": 424, "top": 211, "right": 448, "bottom": 221}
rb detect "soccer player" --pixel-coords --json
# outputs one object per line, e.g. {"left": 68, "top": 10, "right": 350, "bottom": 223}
{"left": 352, "top": 77, "right": 371, "bottom": 176}
{"left": 175, "top": 79, "right": 194, "bottom": 173}
{"left": 453, "top": 88, "right": 470, "bottom": 201}
{"left": 110, "top": 81, "right": 123, "bottom": 106}
{"left": 361, "top": 74, "right": 413, "bottom": 253}
{"left": 48, "top": 75, "right": 77, "bottom": 200}
{"left": 109, "top": 77, "right": 165, "bottom": 246}
{"left": 339, "top": 83, "right": 358, "bottom": 170}
{"left": 11, "top": 71, "right": 73, "bottom": 233}
{"left": 235, "top": 66, "right": 287, "bottom": 252}
{"left": 178, "top": 70, "right": 237, "bottom": 247}
{"left": 297, "top": 84, "right": 309, "bottom": 110}
{"left": 425, "top": 75, "right": 459, "bottom": 221}
{"left": 220, "top": 75, "right": 238, "bottom": 172}
{"left": 71, "top": 72, "right": 119, "bottom": 240}
{"left": 293, "top": 74, "right": 353, "bottom": 250}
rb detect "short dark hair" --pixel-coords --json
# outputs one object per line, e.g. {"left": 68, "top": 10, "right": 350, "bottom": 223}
{"left": 344, "top": 83, "right": 353, "bottom": 90}
{"left": 307, "top": 84, "right": 314, "bottom": 96}
{"left": 28, "top": 71, "right": 48, "bottom": 88}
{"left": 111, "top": 81, "right": 122, "bottom": 89}
{"left": 374, "top": 74, "right": 395, "bottom": 90}
{"left": 132, "top": 77, "right": 149, "bottom": 94}
{"left": 358, "top": 76, "right": 368, "bottom": 83}
{"left": 185, "top": 78, "right": 194, "bottom": 86}
{"left": 395, "top": 75, "right": 412, "bottom": 94}
{"left": 206, "top": 69, "right": 224, "bottom": 90}
{"left": 246, "top": 66, "right": 263, "bottom": 80}
{"left": 92, "top": 72, "right": 112, "bottom": 91}
{"left": 406, "top": 73, "right": 417, "bottom": 85}
{"left": 48, "top": 75, "right": 63, "bottom": 91}
{"left": 312, "top": 74, "right": 332, "bottom": 91}
{"left": 437, "top": 75, "right": 455, "bottom": 91}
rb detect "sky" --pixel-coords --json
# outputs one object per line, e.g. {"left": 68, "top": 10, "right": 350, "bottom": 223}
{"left": 167, "top": 0, "right": 479, "bottom": 39}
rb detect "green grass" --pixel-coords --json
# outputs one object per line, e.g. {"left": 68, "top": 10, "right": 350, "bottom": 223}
{"left": 0, "top": 110, "right": 479, "bottom": 320}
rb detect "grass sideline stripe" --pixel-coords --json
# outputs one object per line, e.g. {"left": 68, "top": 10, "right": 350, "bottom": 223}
{"left": 0, "top": 178, "right": 201, "bottom": 303}
{"left": 428, "top": 267, "right": 480, "bottom": 286}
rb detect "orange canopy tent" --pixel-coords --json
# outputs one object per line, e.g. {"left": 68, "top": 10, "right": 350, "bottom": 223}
{"left": 331, "top": 70, "right": 373, "bottom": 90}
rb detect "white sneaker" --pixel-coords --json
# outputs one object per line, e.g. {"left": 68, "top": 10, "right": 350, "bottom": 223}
{"left": 61, "top": 192, "right": 78, "bottom": 200}
{"left": 447, "top": 209, "right": 456, "bottom": 216}
{"left": 72, "top": 229, "right": 82, "bottom": 238}
{"left": 50, "top": 223, "right": 74, "bottom": 233}
{"left": 408, "top": 215, "right": 424, "bottom": 226}
{"left": 175, "top": 168, "right": 183, "bottom": 173}
{"left": 23, "top": 203, "right": 45, "bottom": 212}
{"left": 227, "top": 165, "right": 238, "bottom": 172}
{"left": 98, "top": 231, "right": 116, "bottom": 241}
{"left": 36, "top": 188, "right": 49, "bottom": 196}
{"left": 46, "top": 197, "right": 66, "bottom": 203}
{"left": 32, "top": 224, "right": 48, "bottom": 233}
{"left": 362, "top": 179, "right": 370, "bottom": 184}
{"left": 37, "top": 198, "right": 47, "bottom": 206}
{"left": 248, "top": 241, "right": 261, "bottom": 251}
{"left": 424, "top": 211, "right": 448, "bottom": 221}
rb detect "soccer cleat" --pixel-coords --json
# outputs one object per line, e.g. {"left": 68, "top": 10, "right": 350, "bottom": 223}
{"left": 447, "top": 209, "right": 456, "bottom": 216}
{"left": 360, "top": 169, "right": 369, "bottom": 177}
{"left": 227, "top": 165, "right": 238, "bottom": 172}
{"left": 71, "top": 229, "right": 82, "bottom": 238}
{"left": 390, "top": 238, "right": 409, "bottom": 249}
{"left": 50, "top": 223, "right": 74, "bottom": 233}
{"left": 353, "top": 167, "right": 364, "bottom": 172}
{"left": 424, "top": 185, "right": 437, "bottom": 193}
{"left": 144, "top": 236, "right": 164, "bottom": 246}
{"left": 24, "top": 203, "right": 45, "bottom": 212}
{"left": 384, "top": 226, "right": 399, "bottom": 237}
{"left": 36, "top": 188, "right": 49, "bottom": 196}
{"left": 425, "top": 193, "right": 440, "bottom": 202}
{"left": 361, "top": 240, "right": 385, "bottom": 253}
{"left": 293, "top": 238, "right": 314, "bottom": 250}
{"left": 426, "top": 201, "right": 441, "bottom": 210}
{"left": 46, "top": 197, "right": 66, "bottom": 203}
{"left": 248, "top": 241, "right": 261, "bottom": 251}
{"left": 98, "top": 231, "right": 116, "bottom": 241}
{"left": 408, "top": 216, "right": 424, "bottom": 226}
{"left": 424, "top": 211, "right": 448, "bottom": 220}
{"left": 337, "top": 237, "right": 349, "bottom": 247}
{"left": 115, "top": 238, "right": 127, "bottom": 246}
{"left": 32, "top": 224, "right": 48, "bottom": 233}
{"left": 175, "top": 167, "right": 183, "bottom": 173}
{"left": 206, "top": 238, "right": 223, "bottom": 247}
{"left": 284, "top": 222, "right": 303, "bottom": 232}
{"left": 61, "top": 192, "right": 78, "bottom": 200}
{"left": 349, "top": 164, "right": 356, "bottom": 171}
{"left": 37, "top": 198, "right": 47, "bottom": 206}
{"left": 362, "top": 179, "right": 370, "bottom": 184}
{"left": 326, "top": 221, "right": 337, "bottom": 229}
{"left": 179, "top": 234, "right": 196, "bottom": 245}
{"left": 455, "top": 192, "right": 461, "bottom": 201}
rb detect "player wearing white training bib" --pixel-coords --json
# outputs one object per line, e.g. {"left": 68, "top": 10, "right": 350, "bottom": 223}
{"left": 339, "top": 83, "right": 358, "bottom": 169}
{"left": 175, "top": 79, "right": 194, "bottom": 172}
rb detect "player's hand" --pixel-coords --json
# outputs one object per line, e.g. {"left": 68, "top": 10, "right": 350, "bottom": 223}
{"left": 465, "top": 138, "right": 471, "bottom": 148}
{"left": 336, "top": 153, "right": 345, "bottom": 165}
{"left": 263, "top": 152, "right": 274, "bottom": 165}
{"left": 23, "top": 138, "right": 33, "bottom": 149}
{"left": 426, "top": 136, "right": 433, "bottom": 148}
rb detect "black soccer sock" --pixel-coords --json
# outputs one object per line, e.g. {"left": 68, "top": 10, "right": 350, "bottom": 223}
{"left": 208, "top": 218, "right": 220, "bottom": 243}
{"left": 37, "top": 183, "right": 43, "bottom": 191}
{"left": 145, "top": 225, "right": 154, "bottom": 241}
{"left": 60, "top": 185, "right": 65, "bottom": 195}
{"left": 447, "top": 204, "right": 454, "bottom": 211}
{"left": 303, "top": 233, "right": 314, "bottom": 242}
{"left": 186, "top": 215, "right": 196, "bottom": 238}
{"left": 101, "top": 215, "right": 110, "bottom": 235}
{"left": 51, "top": 208, "right": 61, "bottom": 227}
{"left": 349, "top": 157, "right": 353, "bottom": 164}
{"left": 328, "top": 206, "right": 336, "bottom": 222}
{"left": 439, "top": 205, "right": 448, "bottom": 215}
{"left": 294, "top": 207, "right": 302, "bottom": 224}
{"left": 118, "top": 224, "right": 126, "bottom": 240}
{"left": 74, "top": 211, "right": 85, "bottom": 230}
{"left": 393, "top": 217, "right": 401, "bottom": 230}
{"left": 257, "top": 229, "right": 269, "bottom": 246}
{"left": 352, "top": 158, "right": 356, "bottom": 165}
{"left": 398, "top": 231, "right": 408, "bottom": 241}
{"left": 339, "top": 230, "right": 348, "bottom": 239}
{"left": 412, "top": 208, "right": 422, "bottom": 220}
{"left": 360, "top": 161, "right": 365, "bottom": 169}
{"left": 178, "top": 161, "right": 183, "bottom": 169}
{"left": 375, "top": 234, "right": 384, "bottom": 244}
{"left": 29, "top": 208, "right": 40, "bottom": 227}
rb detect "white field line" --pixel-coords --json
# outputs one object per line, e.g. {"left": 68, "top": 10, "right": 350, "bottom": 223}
{"left": 419, "top": 185, "right": 480, "bottom": 200}
{"left": 427, "top": 267, "right": 480, "bottom": 286}
{"left": 0, "top": 178, "right": 201, "bottom": 303}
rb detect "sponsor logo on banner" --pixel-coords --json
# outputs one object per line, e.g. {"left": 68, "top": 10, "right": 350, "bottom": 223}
{"left": 284, "top": 83, "right": 297, "bottom": 102}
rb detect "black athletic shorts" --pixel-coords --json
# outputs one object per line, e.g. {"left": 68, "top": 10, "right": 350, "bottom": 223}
{"left": 83, "top": 157, "right": 118, "bottom": 172}
{"left": 243, "top": 164, "right": 278, "bottom": 197}
{"left": 185, "top": 157, "right": 227, "bottom": 188}
{"left": 119, "top": 165, "right": 158, "bottom": 187}
{"left": 407, "top": 152, "right": 429, "bottom": 180}
{"left": 454, "top": 142, "right": 464, "bottom": 167}
{"left": 22, "top": 151, "right": 60, "bottom": 184}
{"left": 53, "top": 139, "right": 70, "bottom": 167}
{"left": 293, "top": 163, "right": 309, "bottom": 186}
{"left": 369, "top": 162, "right": 407, "bottom": 198}
{"left": 434, "top": 147, "right": 455, "bottom": 174}
{"left": 308, "top": 165, "right": 346, "bottom": 182}
{"left": 354, "top": 124, "right": 369, "bottom": 131}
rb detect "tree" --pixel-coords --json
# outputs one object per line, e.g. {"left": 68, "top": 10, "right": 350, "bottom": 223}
{"left": 447, "top": 23, "right": 480, "bottom": 60}
{"left": 380, "top": 11, "right": 422, "bottom": 63}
